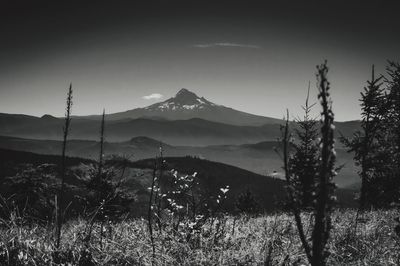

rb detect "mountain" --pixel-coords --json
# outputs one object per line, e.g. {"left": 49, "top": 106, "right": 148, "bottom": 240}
{"left": 0, "top": 135, "right": 358, "bottom": 188}
{"left": 83, "top": 88, "right": 283, "bottom": 126}
{"left": 0, "top": 112, "right": 101, "bottom": 140}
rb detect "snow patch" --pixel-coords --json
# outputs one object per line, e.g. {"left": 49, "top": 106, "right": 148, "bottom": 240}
{"left": 197, "top": 98, "right": 205, "bottom": 104}
{"left": 183, "top": 104, "right": 197, "bottom": 110}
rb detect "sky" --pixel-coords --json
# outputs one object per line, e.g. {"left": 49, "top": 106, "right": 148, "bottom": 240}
{"left": 1, "top": 0, "right": 400, "bottom": 121}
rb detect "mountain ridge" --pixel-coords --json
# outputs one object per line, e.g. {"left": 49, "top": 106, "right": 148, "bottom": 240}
{"left": 0, "top": 135, "right": 358, "bottom": 188}
{"left": 0, "top": 111, "right": 360, "bottom": 146}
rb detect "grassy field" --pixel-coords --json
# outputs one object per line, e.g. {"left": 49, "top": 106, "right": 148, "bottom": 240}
{"left": 0, "top": 209, "right": 399, "bottom": 265}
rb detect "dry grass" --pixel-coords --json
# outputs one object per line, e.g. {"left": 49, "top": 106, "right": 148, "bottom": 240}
{"left": 0, "top": 209, "right": 399, "bottom": 265}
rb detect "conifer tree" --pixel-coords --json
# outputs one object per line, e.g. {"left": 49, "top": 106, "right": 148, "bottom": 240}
{"left": 342, "top": 65, "right": 385, "bottom": 209}
{"left": 290, "top": 83, "right": 319, "bottom": 208}
{"left": 382, "top": 61, "right": 400, "bottom": 205}
{"left": 235, "top": 188, "right": 259, "bottom": 214}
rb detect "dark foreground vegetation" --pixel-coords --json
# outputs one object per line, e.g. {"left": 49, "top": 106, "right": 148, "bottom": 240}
{"left": 1, "top": 61, "right": 400, "bottom": 265}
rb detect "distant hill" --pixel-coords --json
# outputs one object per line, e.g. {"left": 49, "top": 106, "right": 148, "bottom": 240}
{"left": 0, "top": 148, "right": 92, "bottom": 170}
{"left": 0, "top": 112, "right": 359, "bottom": 146}
{"left": 0, "top": 113, "right": 281, "bottom": 145}
{"left": 0, "top": 136, "right": 358, "bottom": 188}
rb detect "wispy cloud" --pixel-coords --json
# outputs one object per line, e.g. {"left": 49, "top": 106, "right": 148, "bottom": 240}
{"left": 193, "top": 42, "right": 260, "bottom": 49}
{"left": 142, "top": 93, "right": 163, "bottom": 100}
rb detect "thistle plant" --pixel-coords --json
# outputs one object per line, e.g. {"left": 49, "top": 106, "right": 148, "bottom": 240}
{"left": 311, "top": 60, "right": 336, "bottom": 266}
{"left": 55, "top": 84, "right": 73, "bottom": 250}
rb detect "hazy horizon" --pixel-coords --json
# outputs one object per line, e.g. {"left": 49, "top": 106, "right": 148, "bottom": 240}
{"left": 1, "top": 1, "right": 400, "bottom": 121}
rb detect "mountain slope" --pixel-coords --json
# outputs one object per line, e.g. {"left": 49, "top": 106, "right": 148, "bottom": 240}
{"left": 132, "top": 156, "right": 287, "bottom": 211}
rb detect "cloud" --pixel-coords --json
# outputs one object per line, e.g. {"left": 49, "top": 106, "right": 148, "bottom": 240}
{"left": 193, "top": 42, "right": 260, "bottom": 49}
{"left": 142, "top": 93, "right": 163, "bottom": 100}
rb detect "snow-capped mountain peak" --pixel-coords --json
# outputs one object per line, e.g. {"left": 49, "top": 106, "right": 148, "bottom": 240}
{"left": 145, "top": 88, "right": 215, "bottom": 111}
